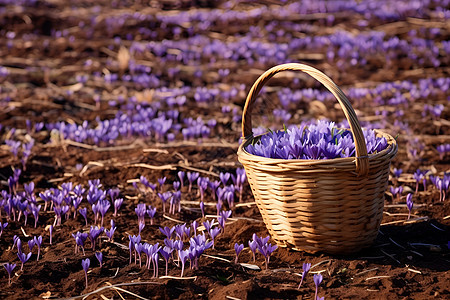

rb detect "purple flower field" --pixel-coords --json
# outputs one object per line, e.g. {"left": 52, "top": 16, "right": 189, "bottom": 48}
{"left": 0, "top": 0, "right": 449, "bottom": 299}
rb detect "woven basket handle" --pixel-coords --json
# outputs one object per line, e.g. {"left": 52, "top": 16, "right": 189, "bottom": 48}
{"left": 241, "top": 63, "right": 369, "bottom": 176}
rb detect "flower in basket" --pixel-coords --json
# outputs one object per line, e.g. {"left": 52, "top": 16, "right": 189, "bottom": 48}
{"left": 245, "top": 120, "right": 388, "bottom": 160}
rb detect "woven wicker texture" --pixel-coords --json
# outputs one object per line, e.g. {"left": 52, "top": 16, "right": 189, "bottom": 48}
{"left": 237, "top": 63, "right": 398, "bottom": 254}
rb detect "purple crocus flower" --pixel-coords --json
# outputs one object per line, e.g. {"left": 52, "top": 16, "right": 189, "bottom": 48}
{"left": 202, "top": 219, "right": 214, "bottom": 233}
{"left": 105, "top": 220, "right": 116, "bottom": 241}
{"left": 219, "top": 172, "right": 231, "bottom": 186}
{"left": 413, "top": 169, "right": 424, "bottom": 193}
{"left": 17, "top": 252, "right": 32, "bottom": 271}
{"left": 406, "top": 193, "right": 414, "bottom": 220}
{"left": 178, "top": 249, "right": 189, "bottom": 277}
{"left": 147, "top": 206, "right": 157, "bottom": 225}
{"left": 128, "top": 234, "right": 141, "bottom": 264}
{"left": 198, "top": 177, "right": 208, "bottom": 202}
{"left": 114, "top": 198, "right": 124, "bottom": 216}
{"left": 187, "top": 172, "right": 199, "bottom": 192}
{"left": 173, "top": 181, "right": 181, "bottom": 191}
{"left": 28, "top": 239, "right": 36, "bottom": 253}
{"left": 208, "top": 180, "right": 220, "bottom": 201}
{"left": 95, "top": 252, "right": 103, "bottom": 268}
{"left": 159, "top": 226, "right": 175, "bottom": 239}
{"left": 157, "top": 192, "right": 172, "bottom": 214}
{"left": 108, "top": 188, "right": 120, "bottom": 202}
{"left": 81, "top": 258, "right": 90, "bottom": 289}
{"left": 258, "top": 243, "right": 278, "bottom": 270}
{"left": 158, "top": 177, "right": 167, "bottom": 192}
{"left": 200, "top": 201, "right": 205, "bottom": 218}
{"left": 191, "top": 220, "right": 199, "bottom": 235}
{"left": 175, "top": 224, "right": 187, "bottom": 241}
{"left": 390, "top": 186, "right": 403, "bottom": 202}
{"left": 4, "top": 263, "right": 16, "bottom": 286}
{"left": 234, "top": 243, "right": 244, "bottom": 264}
{"left": 0, "top": 222, "right": 7, "bottom": 239}
{"left": 79, "top": 207, "right": 88, "bottom": 226}
{"left": 89, "top": 226, "right": 104, "bottom": 251}
{"left": 135, "top": 203, "right": 147, "bottom": 225}
{"left": 178, "top": 171, "right": 185, "bottom": 188}
{"left": 73, "top": 231, "right": 88, "bottom": 255}
{"left": 29, "top": 204, "right": 41, "bottom": 228}
{"left": 297, "top": 262, "right": 311, "bottom": 289}
{"left": 139, "top": 222, "right": 145, "bottom": 235}
{"left": 393, "top": 168, "right": 403, "bottom": 178}
{"left": 314, "top": 273, "right": 323, "bottom": 300}
{"left": 209, "top": 227, "right": 221, "bottom": 249}
{"left": 34, "top": 236, "right": 42, "bottom": 261}
{"left": 97, "top": 200, "right": 110, "bottom": 227}
{"left": 218, "top": 210, "right": 232, "bottom": 232}
{"left": 159, "top": 246, "right": 173, "bottom": 276}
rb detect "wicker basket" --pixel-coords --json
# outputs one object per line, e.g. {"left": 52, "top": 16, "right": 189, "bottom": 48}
{"left": 237, "top": 63, "right": 398, "bottom": 254}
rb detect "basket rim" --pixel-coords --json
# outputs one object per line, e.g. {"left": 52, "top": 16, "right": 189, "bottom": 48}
{"left": 237, "top": 127, "right": 398, "bottom": 166}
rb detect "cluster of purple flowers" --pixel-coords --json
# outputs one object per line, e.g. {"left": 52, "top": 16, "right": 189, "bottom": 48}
{"left": 44, "top": 98, "right": 217, "bottom": 146}
{"left": 127, "top": 220, "right": 214, "bottom": 278}
{"left": 430, "top": 174, "right": 450, "bottom": 202}
{"left": 135, "top": 169, "right": 247, "bottom": 219}
{"left": 245, "top": 120, "right": 388, "bottom": 160}
{"left": 0, "top": 174, "right": 126, "bottom": 235}
{"left": 4, "top": 137, "right": 35, "bottom": 170}
{"left": 243, "top": 234, "right": 278, "bottom": 270}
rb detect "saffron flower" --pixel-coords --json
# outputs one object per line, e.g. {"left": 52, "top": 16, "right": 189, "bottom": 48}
{"left": 219, "top": 172, "right": 230, "bottom": 185}
{"left": 248, "top": 240, "right": 257, "bottom": 262}
{"left": 147, "top": 206, "right": 157, "bottom": 224}
{"left": 81, "top": 258, "right": 90, "bottom": 289}
{"left": 187, "top": 172, "right": 199, "bottom": 192}
{"left": 97, "top": 200, "right": 110, "bottom": 227}
{"left": 88, "top": 226, "right": 104, "bottom": 251}
{"left": 105, "top": 220, "right": 116, "bottom": 241}
{"left": 200, "top": 201, "right": 205, "bottom": 218}
{"left": 157, "top": 192, "right": 172, "bottom": 213}
{"left": 392, "top": 168, "right": 402, "bottom": 178}
{"left": 4, "top": 263, "right": 16, "bottom": 286}
{"left": 0, "top": 222, "right": 7, "bottom": 239}
{"left": 158, "top": 177, "right": 167, "bottom": 192}
{"left": 177, "top": 171, "right": 185, "bottom": 187}
{"left": 297, "top": 262, "right": 311, "bottom": 289}
{"left": 413, "top": 169, "right": 424, "bottom": 193}
{"left": 314, "top": 273, "right": 323, "bottom": 300}
{"left": 114, "top": 198, "right": 124, "bottom": 216}
{"left": 139, "top": 222, "right": 145, "bottom": 235}
{"left": 159, "top": 226, "right": 175, "bottom": 239}
{"left": 79, "top": 208, "right": 88, "bottom": 226}
{"left": 95, "top": 252, "right": 103, "bottom": 267}
{"left": 209, "top": 227, "right": 221, "bottom": 249}
{"left": 178, "top": 249, "right": 189, "bottom": 277}
{"left": 406, "top": 193, "right": 413, "bottom": 220}
{"left": 17, "top": 252, "right": 32, "bottom": 271}
{"left": 245, "top": 120, "right": 388, "bottom": 160}
{"left": 234, "top": 243, "right": 244, "bottom": 264}
{"left": 135, "top": 203, "right": 147, "bottom": 224}
{"left": 34, "top": 236, "right": 42, "bottom": 261}
{"left": 28, "top": 239, "right": 35, "bottom": 253}
{"left": 258, "top": 243, "right": 278, "bottom": 270}
{"left": 159, "top": 246, "right": 173, "bottom": 276}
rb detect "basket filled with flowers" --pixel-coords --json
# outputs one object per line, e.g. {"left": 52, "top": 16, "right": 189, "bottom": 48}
{"left": 237, "top": 63, "right": 398, "bottom": 254}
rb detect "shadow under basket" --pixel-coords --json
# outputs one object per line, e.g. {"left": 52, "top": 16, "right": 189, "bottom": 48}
{"left": 237, "top": 63, "right": 398, "bottom": 255}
